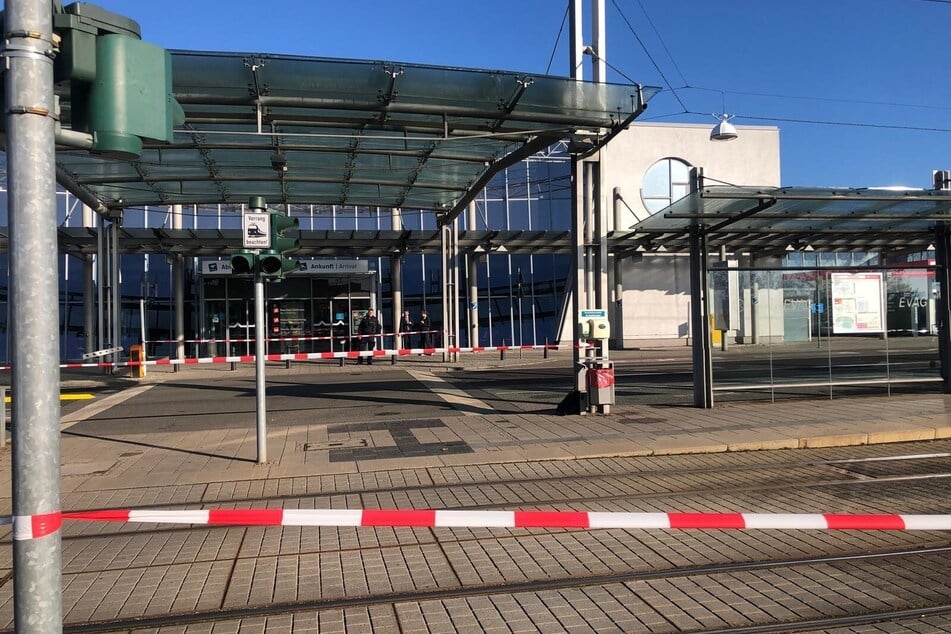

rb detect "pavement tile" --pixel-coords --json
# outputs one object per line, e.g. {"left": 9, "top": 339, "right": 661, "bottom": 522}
{"left": 6, "top": 350, "right": 951, "bottom": 630}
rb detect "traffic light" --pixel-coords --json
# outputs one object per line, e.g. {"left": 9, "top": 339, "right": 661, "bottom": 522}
{"left": 231, "top": 250, "right": 256, "bottom": 276}
{"left": 51, "top": 3, "right": 184, "bottom": 159}
{"left": 258, "top": 212, "right": 300, "bottom": 280}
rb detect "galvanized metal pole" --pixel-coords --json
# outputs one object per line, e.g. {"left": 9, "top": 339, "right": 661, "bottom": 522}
{"left": 5, "top": 0, "right": 64, "bottom": 630}
{"left": 690, "top": 224, "right": 714, "bottom": 408}
{"left": 172, "top": 205, "right": 185, "bottom": 364}
{"left": 452, "top": 216, "right": 461, "bottom": 361}
{"left": 467, "top": 201, "right": 479, "bottom": 347}
{"left": 440, "top": 223, "right": 449, "bottom": 362}
{"left": 82, "top": 204, "right": 96, "bottom": 357}
{"left": 255, "top": 275, "right": 267, "bottom": 463}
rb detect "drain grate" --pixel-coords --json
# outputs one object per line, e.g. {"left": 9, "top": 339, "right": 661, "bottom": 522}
{"left": 617, "top": 417, "right": 665, "bottom": 425}
{"left": 304, "top": 438, "right": 368, "bottom": 451}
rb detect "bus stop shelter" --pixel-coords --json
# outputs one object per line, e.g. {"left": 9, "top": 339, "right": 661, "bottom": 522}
{"left": 614, "top": 177, "right": 951, "bottom": 407}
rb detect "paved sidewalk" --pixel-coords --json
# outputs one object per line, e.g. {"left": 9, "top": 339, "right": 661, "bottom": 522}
{"left": 1, "top": 347, "right": 950, "bottom": 630}
{"left": 49, "top": 347, "right": 951, "bottom": 481}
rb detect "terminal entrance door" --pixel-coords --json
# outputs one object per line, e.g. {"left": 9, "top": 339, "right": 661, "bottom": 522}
{"left": 202, "top": 299, "right": 254, "bottom": 357}
{"left": 227, "top": 299, "right": 253, "bottom": 356}
{"left": 313, "top": 297, "right": 373, "bottom": 352}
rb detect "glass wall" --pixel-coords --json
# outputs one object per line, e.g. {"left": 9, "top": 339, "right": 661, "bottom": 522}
{"left": 710, "top": 252, "right": 941, "bottom": 402}
{"left": 0, "top": 146, "right": 573, "bottom": 363}
{"left": 200, "top": 273, "right": 374, "bottom": 358}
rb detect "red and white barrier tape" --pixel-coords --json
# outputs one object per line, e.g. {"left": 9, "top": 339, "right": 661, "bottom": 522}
{"left": 0, "top": 344, "right": 567, "bottom": 371}
{"left": 146, "top": 344, "right": 559, "bottom": 368}
{"left": 3, "top": 509, "right": 951, "bottom": 538}
{"left": 1, "top": 342, "right": 592, "bottom": 371}
{"left": 146, "top": 329, "right": 440, "bottom": 345}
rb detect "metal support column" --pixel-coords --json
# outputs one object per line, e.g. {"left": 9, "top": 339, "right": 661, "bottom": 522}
{"left": 572, "top": 158, "right": 586, "bottom": 392}
{"left": 612, "top": 187, "right": 623, "bottom": 349}
{"left": 172, "top": 205, "right": 185, "bottom": 364}
{"left": 392, "top": 255, "right": 403, "bottom": 349}
{"left": 935, "top": 224, "right": 951, "bottom": 392}
{"left": 254, "top": 275, "right": 267, "bottom": 463}
{"left": 560, "top": 154, "right": 588, "bottom": 415}
{"left": 750, "top": 253, "right": 759, "bottom": 345}
{"left": 467, "top": 201, "right": 479, "bottom": 347}
{"left": 5, "top": 0, "right": 63, "bottom": 628}
{"left": 82, "top": 204, "right": 95, "bottom": 356}
{"left": 440, "top": 223, "right": 450, "bottom": 362}
{"left": 96, "top": 214, "right": 105, "bottom": 356}
{"left": 391, "top": 207, "right": 403, "bottom": 346}
{"left": 934, "top": 171, "right": 951, "bottom": 393}
{"left": 111, "top": 218, "right": 121, "bottom": 367}
{"left": 569, "top": 0, "right": 584, "bottom": 81}
{"left": 452, "top": 217, "right": 461, "bottom": 361}
{"left": 690, "top": 224, "right": 714, "bottom": 408}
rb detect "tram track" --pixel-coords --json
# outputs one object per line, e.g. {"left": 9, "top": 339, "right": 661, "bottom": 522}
{"left": 39, "top": 451, "right": 951, "bottom": 545}
{"left": 702, "top": 604, "right": 951, "bottom": 634}
{"left": 33, "top": 543, "right": 951, "bottom": 633}
{"left": 1, "top": 448, "right": 947, "bottom": 630}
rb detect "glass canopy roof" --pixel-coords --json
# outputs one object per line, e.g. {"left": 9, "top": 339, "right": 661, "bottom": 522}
{"left": 614, "top": 186, "right": 951, "bottom": 257}
{"left": 55, "top": 51, "right": 660, "bottom": 213}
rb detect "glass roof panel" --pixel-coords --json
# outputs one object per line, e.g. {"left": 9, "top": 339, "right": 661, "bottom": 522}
{"left": 53, "top": 51, "right": 658, "bottom": 211}
{"left": 622, "top": 186, "right": 951, "bottom": 255}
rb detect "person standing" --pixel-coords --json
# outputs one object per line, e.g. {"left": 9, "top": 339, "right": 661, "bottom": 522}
{"left": 398, "top": 310, "right": 414, "bottom": 349}
{"left": 418, "top": 309, "right": 433, "bottom": 351}
{"left": 357, "top": 309, "right": 381, "bottom": 365}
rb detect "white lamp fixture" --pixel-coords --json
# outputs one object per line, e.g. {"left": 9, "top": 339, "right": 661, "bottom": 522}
{"left": 710, "top": 113, "right": 738, "bottom": 141}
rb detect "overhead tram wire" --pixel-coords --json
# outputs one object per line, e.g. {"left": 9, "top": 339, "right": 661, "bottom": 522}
{"left": 612, "top": 0, "right": 951, "bottom": 135}
{"left": 546, "top": 3, "right": 570, "bottom": 75}
{"left": 635, "top": 108, "right": 951, "bottom": 135}
{"left": 627, "top": 0, "right": 691, "bottom": 88}
{"left": 609, "top": 0, "right": 690, "bottom": 114}
{"left": 684, "top": 84, "right": 951, "bottom": 114}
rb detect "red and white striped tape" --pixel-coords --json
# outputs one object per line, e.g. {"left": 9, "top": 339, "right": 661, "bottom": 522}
{"left": 0, "top": 343, "right": 566, "bottom": 371}
{"left": 0, "top": 509, "right": 944, "bottom": 537}
{"left": 146, "top": 329, "right": 439, "bottom": 345}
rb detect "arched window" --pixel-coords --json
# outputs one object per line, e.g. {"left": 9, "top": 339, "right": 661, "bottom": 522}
{"left": 641, "top": 158, "right": 692, "bottom": 215}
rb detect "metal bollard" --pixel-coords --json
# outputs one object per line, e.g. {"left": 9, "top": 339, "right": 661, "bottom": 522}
{"left": 544, "top": 338, "right": 549, "bottom": 359}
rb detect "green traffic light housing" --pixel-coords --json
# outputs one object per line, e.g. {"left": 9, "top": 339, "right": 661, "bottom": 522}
{"left": 48, "top": 2, "right": 185, "bottom": 159}
{"left": 231, "top": 250, "right": 256, "bottom": 276}
{"left": 259, "top": 212, "right": 300, "bottom": 279}
{"left": 270, "top": 212, "right": 300, "bottom": 254}
{"left": 258, "top": 251, "right": 299, "bottom": 278}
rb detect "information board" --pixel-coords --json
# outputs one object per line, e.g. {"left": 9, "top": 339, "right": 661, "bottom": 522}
{"left": 830, "top": 272, "right": 884, "bottom": 334}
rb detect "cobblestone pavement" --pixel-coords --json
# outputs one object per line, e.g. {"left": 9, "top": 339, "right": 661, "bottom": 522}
{"left": 0, "top": 347, "right": 949, "bottom": 631}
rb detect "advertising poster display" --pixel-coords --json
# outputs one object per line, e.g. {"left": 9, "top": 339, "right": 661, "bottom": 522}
{"left": 830, "top": 272, "right": 884, "bottom": 334}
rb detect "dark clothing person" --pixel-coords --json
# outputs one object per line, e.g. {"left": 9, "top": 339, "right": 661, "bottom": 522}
{"left": 417, "top": 311, "right": 434, "bottom": 349}
{"left": 357, "top": 310, "right": 382, "bottom": 364}
{"left": 398, "top": 311, "right": 414, "bottom": 349}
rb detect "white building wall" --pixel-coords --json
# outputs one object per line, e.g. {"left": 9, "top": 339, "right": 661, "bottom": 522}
{"left": 601, "top": 122, "right": 782, "bottom": 347}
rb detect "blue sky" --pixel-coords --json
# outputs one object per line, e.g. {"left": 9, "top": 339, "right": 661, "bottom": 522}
{"left": 27, "top": 1, "right": 951, "bottom": 189}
